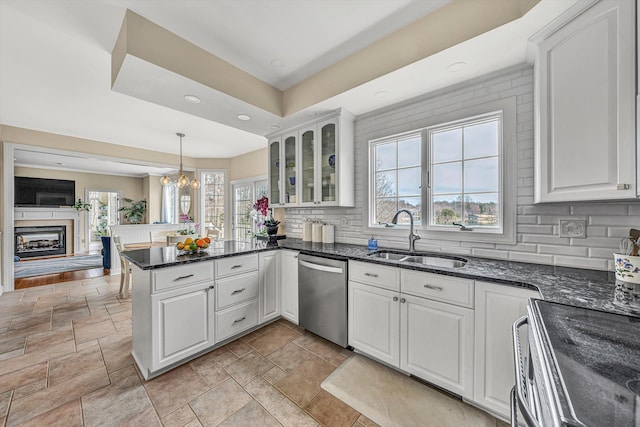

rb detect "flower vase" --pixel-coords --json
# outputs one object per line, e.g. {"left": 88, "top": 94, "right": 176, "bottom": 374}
{"left": 614, "top": 253, "right": 640, "bottom": 283}
{"left": 266, "top": 225, "right": 279, "bottom": 236}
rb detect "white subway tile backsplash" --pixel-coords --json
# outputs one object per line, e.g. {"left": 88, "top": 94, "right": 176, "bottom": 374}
{"left": 283, "top": 64, "right": 638, "bottom": 272}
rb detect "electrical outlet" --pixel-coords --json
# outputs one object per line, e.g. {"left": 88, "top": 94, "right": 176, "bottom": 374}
{"left": 558, "top": 219, "right": 586, "bottom": 238}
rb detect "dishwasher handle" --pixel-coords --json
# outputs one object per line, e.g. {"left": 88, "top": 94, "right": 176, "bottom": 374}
{"left": 512, "top": 316, "right": 540, "bottom": 427}
{"left": 299, "top": 259, "right": 344, "bottom": 274}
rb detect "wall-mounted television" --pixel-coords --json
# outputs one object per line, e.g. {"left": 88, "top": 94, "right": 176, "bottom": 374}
{"left": 15, "top": 177, "right": 75, "bottom": 207}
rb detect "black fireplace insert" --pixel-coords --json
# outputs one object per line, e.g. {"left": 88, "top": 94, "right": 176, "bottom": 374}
{"left": 15, "top": 226, "right": 66, "bottom": 258}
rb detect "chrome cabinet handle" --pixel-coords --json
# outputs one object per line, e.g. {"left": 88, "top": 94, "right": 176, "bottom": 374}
{"left": 231, "top": 288, "right": 246, "bottom": 295}
{"left": 231, "top": 264, "right": 243, "bottom": 269}
{"left": 393, "top": 296, "right": 399, "bottom": 302}
{"left": 173, "top": 274, "right": 194, "bottom": 281}
{"left": 233, "top": 316, "right": 246, "bottom": 324}
{"left": 364, "top": 272, "right": 379, "bottom": 278}
{"left": 423, "top": 284, "right": 443, "bottom": 291}
{"left": 400, "top": 298, "right": 406, "bottom": 303}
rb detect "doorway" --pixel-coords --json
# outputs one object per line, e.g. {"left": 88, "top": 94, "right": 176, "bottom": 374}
{"left": 86, "top": 190, "right": 121, "bottom": 252}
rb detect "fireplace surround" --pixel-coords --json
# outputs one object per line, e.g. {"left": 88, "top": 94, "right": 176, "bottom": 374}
{"left": 15, "top": 225, "right": 66, "bottom": 258}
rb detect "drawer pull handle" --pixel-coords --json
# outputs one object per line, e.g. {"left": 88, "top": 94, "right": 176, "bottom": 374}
{"left": 424, "top": 284, "right": 443, "bottom": 291}
{"left": 233, "top": 316, "right": 246, "bottom": 324}
{"left": 231, "top": 264, "right": 243, "bottom": 269}
{"left": 393, "top": 296, "right": 399, "bottom": 302}
{"left": 231, "top": 288, "right": 246, "bottom": 295}
{"left": 173, "top": 274, "right": 194, "bottom": 281}
{"left": 400, "top": 298, "right": 406, "bottom": 303}
{"left": 209, "top": 285, "right": 215, "bottom": 290}
{"left": 364, "top": 273, "right": 379, "bottom": 278}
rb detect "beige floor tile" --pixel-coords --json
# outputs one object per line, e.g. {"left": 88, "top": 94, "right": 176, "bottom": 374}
{"left": 99, "top": 332, "right": 133, "bottom": 373}
{"left": 244, "top": 376, "right": 286, "bottom": 410}
{"left": 105, "top": 301, "right": 132, "bottom": 315}
{"left": 33, "top": 292, "right": 69, "bottom": 310}
{"left": 305, "top": 390, "right": 360, "bottom": 427}
{"left": 270, "top": 398, "right": 319, "bottom": 427}
{"left": 161, "top": 404, "right": 198, "bottom": 427}
{"left": 7, "top": 366, "right": 109, "bottom": 426}
{"left": 12, "top": 379, "right": 46, "bottom": 400}
{"left": 118, "top": 406, "right": 161, "bottom": 426}
{"left": 144, "top": 364, "right": 210, "bottom": 417}
{"left": 0, "top": 362, "right": 47, "bottom": 394}
{"left": 76, "top": 339, "right": 99, "bottom": 351}
{"left": 0, "top": 391, "right": 11, "bottom": 418}
{"left": 218, "top": 400, "right": 281, "bottom": 427}
{"left": 189, "top": 379, "right": 252, "bottom": 426}
{"left": 5, "top": 311, "right": 52, "bottom": 339}
{"left": 223, "top": 350, "right": 274, "bottom": 386}
{"left": 225, "top": 339, "right": 253, "bottom": 357}
{"left": 267, "top": 342, "right": 314, "bottom": 372}
{"left": 275, "top": 355, "right": 336, "bottom": 407}
{"left": 261, "top": 365, "right": 288, "bottom": 385}
{"left": 51, "top": 304, "right": 90, "bottom": 330}
{"left": 247, "top": 325, "right": 301, "bottom": 355}
{"left": 293, "top": 333, "right": 341, "bottom": 361}
{"left": 357, "top": 414, "right": 382, "bottom": 427}
{"left": 192, "top": 346, "right": 238, "bottom": 368}
{"left": 0, "top": 337, "right": 25, "bottom": 361}
{"left": 0, "top": 340, "right": 74, "bottom": 377}
{"left": 25, "top": 327, "right": 74, "bottom": 354}
{"left": 191, "top": 357, "right": 230, "bottom": 388}
{"left": 82, "top": 364, "right": 153, "bottom": 427}
{"left": 183, "top": 419, "right": 204, "bottom": 427}
{"left": 48, "top": 345, "right": 105, "bottom": 386}
{"left": 12, "top": 399, "right": 82, "bottom": 427}
{"left": 72, "top": 314, "right": 117, "bottom": 344}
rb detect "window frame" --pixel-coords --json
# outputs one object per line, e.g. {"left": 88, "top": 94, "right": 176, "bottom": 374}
{"left": 367, "top": 97, "right": 516, "bottom": 244}
{"left": 199, "top": 169, "right": 228, "bottom": 240}
{"left": 230, "top": 175, "right": 268, "bottom": 242}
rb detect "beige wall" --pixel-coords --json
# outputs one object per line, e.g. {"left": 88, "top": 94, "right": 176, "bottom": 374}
{"left": 15, "top": 166, "right": 145, "bottom": 247}
{"left": 229, "top": 147, "right": 267, "bottom": 180}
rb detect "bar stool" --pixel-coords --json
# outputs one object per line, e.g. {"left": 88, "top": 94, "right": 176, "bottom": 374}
{"left": 112, "top": 235, "right": 132, "bottom": 298}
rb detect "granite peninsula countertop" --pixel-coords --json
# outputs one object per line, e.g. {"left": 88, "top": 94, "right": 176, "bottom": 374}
{"left": 121, "top": 238, "right": 640, "bottom": 318}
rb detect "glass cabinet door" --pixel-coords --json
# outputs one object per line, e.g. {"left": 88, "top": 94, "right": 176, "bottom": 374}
{"left": 283, "top": 134, "right": 297, "bottom": 205}
{"left": 320, "top": 121, "right": 337, "bottom": 203}
{"left": 300, "top": 127, "right": 316, "bottom": 204}
{"left": 269, "top": 139, "right": 281, "bottom": 206}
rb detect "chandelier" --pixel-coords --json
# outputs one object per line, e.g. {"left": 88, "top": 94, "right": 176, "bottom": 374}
{"left": 160, "top": 133, "right": 200, "bottom": 189}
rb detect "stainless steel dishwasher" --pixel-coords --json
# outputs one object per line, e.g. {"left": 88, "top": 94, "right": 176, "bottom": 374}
{"left": 298, "top": 254, "right": 348, "bottom": 347}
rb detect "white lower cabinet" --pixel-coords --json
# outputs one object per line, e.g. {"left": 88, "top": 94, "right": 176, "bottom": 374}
{"left": 280, "top": 250, "right": 299, "bottom": 324}
{"left": 401, "top": 294, "right": 474, "bottom": 399}
{"left": 216, "top": 299, "right": 259, "bottom": 341}
{"left": 259, "top": 251, "right": 280, "bottom": 323}
{"left": 348, "top": 281, "right": 400, "bottom": 366}
{"left": 473, "top": 281, "right": 539, "bottom": 419}
{"left": 348, "top": 270, "right": 473, "bottom": 398}
{"left": 151, "top": 281, "right": 215, "bottom": 371}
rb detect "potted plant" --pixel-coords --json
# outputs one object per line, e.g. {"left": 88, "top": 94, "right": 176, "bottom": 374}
{"left": 264, "top": 212, "right": 280, "bottom": 236}
{"left": 119, "top": 198, "right": 147, "bottom": 224}
{"left": 72, "top": 198, "right": 91, "bottom": 212}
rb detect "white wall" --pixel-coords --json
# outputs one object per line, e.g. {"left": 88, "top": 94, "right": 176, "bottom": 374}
{"left": 283, "top": 64, "right": 640, "bottom": 271}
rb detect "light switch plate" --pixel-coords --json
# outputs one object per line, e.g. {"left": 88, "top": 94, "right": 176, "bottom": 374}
{"left": 559, "top": 219, "right": 586, "bottom": 238}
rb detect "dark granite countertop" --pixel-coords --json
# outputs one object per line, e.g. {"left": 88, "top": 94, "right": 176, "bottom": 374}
{"left": 122, "top": 238, "right": 640, "bottom": 318}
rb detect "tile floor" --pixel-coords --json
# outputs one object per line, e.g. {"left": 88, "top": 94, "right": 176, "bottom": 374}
{"left": 0, "top": 275, "right": 507, "bottom": 427}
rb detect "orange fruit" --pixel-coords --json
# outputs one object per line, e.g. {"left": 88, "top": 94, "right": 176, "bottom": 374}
{"left": 196, "top": 239, "right": 205, "bottom": 248}
{"left": 177, "top": 243, "right": 185, "bottom": 250}
{"left": 203, "top": 237, "right": 211, "bottom": 244}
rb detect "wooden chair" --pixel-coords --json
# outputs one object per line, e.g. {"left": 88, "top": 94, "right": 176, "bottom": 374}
{"left": 149, "top": 230, "right": 170, "bottom": 245}
{"left": 112, "top": 235, "right": 132, "bottom": 298}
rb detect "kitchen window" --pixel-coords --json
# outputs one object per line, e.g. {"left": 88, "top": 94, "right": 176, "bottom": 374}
{"left": 201, "top": 170, "right": 226, "bottom": 241}
{"left": 368, "top": 98, "right": 516, "bottom": 243}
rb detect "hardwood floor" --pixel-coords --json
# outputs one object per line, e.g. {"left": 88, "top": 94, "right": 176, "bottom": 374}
{"left": 14, "top": 267, "right": 108, "bottom": 289}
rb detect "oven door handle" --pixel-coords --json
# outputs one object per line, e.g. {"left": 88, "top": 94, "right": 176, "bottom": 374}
{"left": 513, "top": 316, "right": 540, "bottom": 427}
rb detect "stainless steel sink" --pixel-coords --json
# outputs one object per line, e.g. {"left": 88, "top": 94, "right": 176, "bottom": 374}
{"left": 400, "top": 256, "right": 467, "bottom": 268}
{"left": 368, "top": 251, "right": 467, "bottom": 268}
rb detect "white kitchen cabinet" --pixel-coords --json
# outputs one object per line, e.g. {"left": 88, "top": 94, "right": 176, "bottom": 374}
{"left": 401, "top": 294, "right": 474, "bottom": 399}
{"left": 348, "top": 280, "right": 400, "bottom": 367}
{"left": 268, "top": 132, "right": 298, "bottom": 207}
{"left": 259, "top": 251, "right": 280, "bottom": 323}
{"left": 473, "top": 281, "right": 539, "bottom": 419}
{"left": 267, "top": 108, "right": 355, "bottom": 208}
{"left": 534, "top": 0, "right": 636, "bottom": 202}
{"left": 280, "top": 250, "right": 299, "bottom": 324}
{"left": 151, "top": 281, "right": 215, "bottom": 371}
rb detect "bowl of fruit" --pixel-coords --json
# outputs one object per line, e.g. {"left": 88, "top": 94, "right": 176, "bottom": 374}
{"left": 176, "top": 237, "right": 211, "bottom": 254}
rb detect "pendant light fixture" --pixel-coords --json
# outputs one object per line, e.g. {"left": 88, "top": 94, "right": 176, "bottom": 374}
{"left": 160, "top": 133, "right": 200, "bottom": 189}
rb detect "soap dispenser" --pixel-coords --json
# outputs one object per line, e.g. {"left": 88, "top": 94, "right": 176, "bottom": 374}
{"left": 368, "top": 236, "right": 378, "bottom": 251}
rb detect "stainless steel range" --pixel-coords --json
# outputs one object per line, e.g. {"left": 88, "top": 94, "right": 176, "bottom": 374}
{"left": 512, "top": 299, "right": 640, "bottom": 427}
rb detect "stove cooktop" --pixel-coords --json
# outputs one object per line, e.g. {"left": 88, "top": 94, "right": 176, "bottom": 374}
{"left": 535, "top": 300, "right": 640, "bottom": 427}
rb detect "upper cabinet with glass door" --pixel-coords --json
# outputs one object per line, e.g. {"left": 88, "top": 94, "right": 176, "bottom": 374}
{"left": 268, "top": 133, "right": 298, "bottom": 208}
{"left": 268, "top": 108, "right": 354, "bottom": 208}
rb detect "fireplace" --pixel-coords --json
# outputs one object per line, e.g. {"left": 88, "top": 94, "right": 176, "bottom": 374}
{"left": 15, "top": 226, "right": 66, "bottom": 258}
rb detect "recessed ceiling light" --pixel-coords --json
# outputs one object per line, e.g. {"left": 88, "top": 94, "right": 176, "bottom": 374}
{"left": 270, "top": 125, "right": 281, "bottom": 131}
{"left": 374, "top": 91, "right": 388, "bottom": 98}
{"left": 270, "top": 58, "right": 284, "bottom": 68}
{"left": 184, "top": 94, "right": 201, "bottom": 104}
{"left": 447, "top": 62, "right": 467, "bottom": 72}
{"left": 237, "top": 114, "right": 251, "bottom": 121}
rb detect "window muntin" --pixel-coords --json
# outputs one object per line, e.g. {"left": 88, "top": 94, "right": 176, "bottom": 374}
{"left": 428, "top": 114, "right": 501, "bottom": 230}
{"left": 202, "top": 171, "right": 225, "bottom": 240}
{"left": 371, "top": 134, "right": 422, "bottom": 225}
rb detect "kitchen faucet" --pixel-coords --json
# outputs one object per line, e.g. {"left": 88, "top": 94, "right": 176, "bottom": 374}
{"left": 391, "top": 209, "right": 421, "bottom": 252}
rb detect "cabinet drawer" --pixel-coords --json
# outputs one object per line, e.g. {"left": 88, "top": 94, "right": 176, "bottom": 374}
{"left": 216, "top": 300, "right": 258, "bottom": 342}
{"left": 154, "top": 262, "right": 214, "bottom": 292}
{"left": 216, "top": 271, "right": 259, "bottom": 310}
{"left": 349, "top": 261, "right": 400, "bottom": 291}
{"left": 401, "top": 270, "right": 474, "bottom": 308}
{"left": 215, "top": 254, "right": 258, "bottom": 278}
